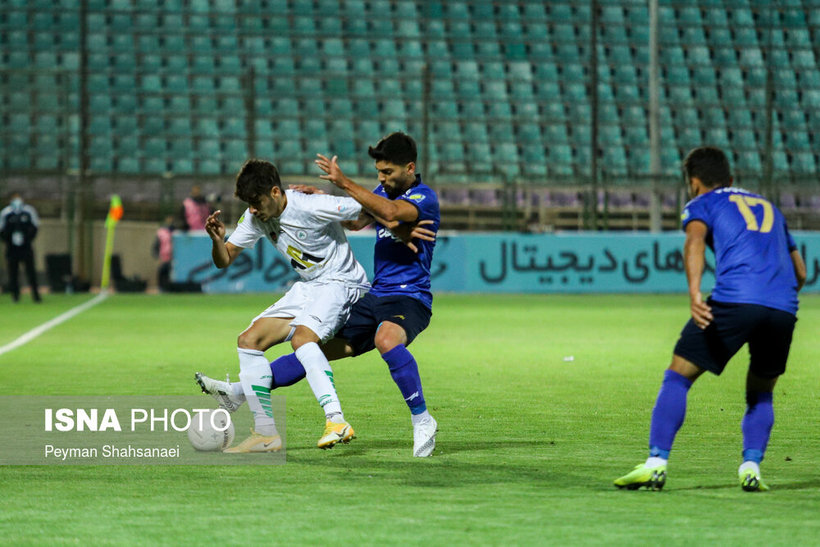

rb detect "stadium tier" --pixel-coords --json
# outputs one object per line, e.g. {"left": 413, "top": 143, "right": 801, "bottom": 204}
{"left": 0, "top": 0, "right": 818, "bottom": 217}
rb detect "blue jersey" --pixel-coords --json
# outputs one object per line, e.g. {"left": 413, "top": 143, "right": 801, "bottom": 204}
{"left": 681, "top": 187, "right": 798, "bottom": 315}
{"left": 370, "top": 175, "right": 440, "bottom": 309}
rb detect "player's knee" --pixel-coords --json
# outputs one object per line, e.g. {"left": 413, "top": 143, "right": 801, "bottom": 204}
{"left": 237, "top": 330, "right": 262, "bottom": 350}
{"left": 290, "top": 326, "right": 319, "bottom": 351}
{"left": 374, "top": 330, "right": 400, "bottom": 354}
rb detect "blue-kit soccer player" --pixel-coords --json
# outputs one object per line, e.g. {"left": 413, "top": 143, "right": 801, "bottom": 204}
{"left": 615, "top": 146, "right": 806, "bottom": 492}
{"left": 199, "top": 133, "right": 441, "bottom": 457}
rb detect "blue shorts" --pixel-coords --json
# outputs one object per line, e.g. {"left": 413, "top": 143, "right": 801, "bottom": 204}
{"left": 335, "top": 293, "right": 432, "bottom": 356}
{"left": 673, "top": 300, "right": 797, "bottom": 378}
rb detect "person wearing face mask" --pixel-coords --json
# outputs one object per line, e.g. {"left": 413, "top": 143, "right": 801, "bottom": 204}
{"left": 0, "top": 192, "right": 42, "bottom": 303}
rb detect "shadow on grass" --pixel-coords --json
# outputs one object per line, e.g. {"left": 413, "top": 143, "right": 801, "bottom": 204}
{"left": 671, "top": 478, "right": 820, "bottom": 492}
{"left": 280, "top": 439, "right": 568, "bottom": 488}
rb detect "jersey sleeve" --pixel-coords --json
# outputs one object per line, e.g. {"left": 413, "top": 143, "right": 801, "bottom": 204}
{"left": 680, "top": 197, "right": 710, "bottom": 232}
{"left": 25, "top": 205, "right": 40, "bottom": 227}
{"left": 783, "top": 221, "right": 797, "bottom": 252}
{"left": 397, "top": 186, "right": 438, "bottom": 221}
{"left": 226, "top": 209, "right": 264, "bottom": 249}
{"left": 306, "top": 194, "right": 363, "bottom": 223}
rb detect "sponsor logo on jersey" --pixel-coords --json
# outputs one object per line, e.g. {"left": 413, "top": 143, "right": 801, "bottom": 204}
{"left": 681, "top": 208, "right": 690, "bottom": 221}
{"left": 377, "top": 227, "right": 403, "bottom": 243}
{"left": 297, "top": 229, "right": 307, "bottom": 240}
{"left": 287, "top": 245, "right": 324, "bottom": 270}
{"left": 406, "top": 193, "right": 426, "bottom": 202}
{"left": 238, "top": 213, "right": 245, "bottom": 224}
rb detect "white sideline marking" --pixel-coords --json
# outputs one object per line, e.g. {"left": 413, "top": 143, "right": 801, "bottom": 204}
{"left": 0, "top": 292, "right": 109, "bottom": 356}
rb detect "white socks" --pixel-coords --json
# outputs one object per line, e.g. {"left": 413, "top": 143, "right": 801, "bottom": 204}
{"left": 237, "top": 348, "right": 278, "bottom": 436}
{"left": 645, "top": 456, "right": 667, "bottom": 468}
{"left": 411, "top": 410, "right": 431, "bottom": 426}
{"left": 295, "top": 342, "right": 345, "bottom": 423}
{"left": 739, "top": 461, "right": 761, "bottom": 475}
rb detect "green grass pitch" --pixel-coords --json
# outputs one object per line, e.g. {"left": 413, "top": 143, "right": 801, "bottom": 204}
{"left": 1, "top": 293, "right": 819, "bottom": 545}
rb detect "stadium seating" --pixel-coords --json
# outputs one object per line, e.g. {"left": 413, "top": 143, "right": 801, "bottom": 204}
{"left": 0, "top": 0, "right": 817, "bottom": 220}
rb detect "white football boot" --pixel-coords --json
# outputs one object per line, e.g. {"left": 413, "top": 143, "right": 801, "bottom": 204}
{"left": 412, "top": 415, "right": 438, "bottom": 457}
{"left": 195, "top": 372, "right": 244, "bottom": 413}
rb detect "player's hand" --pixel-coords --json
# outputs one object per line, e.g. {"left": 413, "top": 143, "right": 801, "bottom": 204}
{"left": 689, "top": 292, "right": 713, "bottom": 329}
{"left": 315, "top": 154, "right": 346, "bottom": 188}
{"left": 390, "top": 220, "right": 437, "bottom": 254}
{"left": 205, "top": 210, "right": 226, "bottom": 241}
{"left": 408, "top": 219, "right": 436, "bottom": 242}
{"left": 288, "top": 184, "right": 325, "bottom": 195}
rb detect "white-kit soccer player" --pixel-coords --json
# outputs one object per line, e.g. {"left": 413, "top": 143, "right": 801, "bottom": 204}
{"left": 199, "top": 133, "right": 441, "bottom": 457}
{"left": 197, "top": 158, "right": 370, "bottom": 452}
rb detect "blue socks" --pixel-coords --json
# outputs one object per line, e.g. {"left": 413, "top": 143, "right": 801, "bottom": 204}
{"left": 269, "top": 346, "right": 429, "bottom": 416}
{"left": 742, "top": 391, "right": 774, "bottom": 463}
{"left": 649, "top": 369, "right": 693, "bottom": 459}
{"left": 269, "top": 353, "right": 306, "bottom": 388}
{"left": 381, "top": 344, "right": 427, "bottom": 415}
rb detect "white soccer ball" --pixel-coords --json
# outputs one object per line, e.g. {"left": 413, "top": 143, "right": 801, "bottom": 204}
{"left": 187, "top": 409, "right": 235, "bottom": 451}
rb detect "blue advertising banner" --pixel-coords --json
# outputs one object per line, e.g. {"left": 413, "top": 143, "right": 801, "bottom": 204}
{"left": 173, "top": 231, "right": 820, "bottom": 294}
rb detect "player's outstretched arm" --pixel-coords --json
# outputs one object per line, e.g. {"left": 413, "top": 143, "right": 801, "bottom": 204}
{"left": 206, "top": 210, "right": 242, "bottom": 268}
{"left": 790, "top": 249, "right": 807, "bottom": 291}
{"left": 683, "top": 220, "right": 713, "bottom": 329}
{"left": 386, "top": 219, "right": 436, "bottom": 254}
{"left": 288, "top": 184, "right": 325, "bottom": 195}
{"left": 315, "top": 154, "right": 418, "bottom": 223}
{"left": 342, "top": 210, "right": 376, "bottom": 231}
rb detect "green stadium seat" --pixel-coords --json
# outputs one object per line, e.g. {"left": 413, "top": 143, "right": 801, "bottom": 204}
{"left": 114, "top": 116, "right": 138, "bottom": 135}
{"left": 397, "top": 39, "right": 423, "bottom": 58}
{"left": 791, "top": 49, "right": 816, "bottom": 70}
{"left": 732, "top": 127, "right": 757, "bottom": 149}
{"left": 660, "top": 45, "right": 686, "bottom": 66}
{"left": 351, "top": 79, "right": 375, "bottom": 99}
{"left": 424, "top": 39, "right": 448, "bottom": 59}
{"left": 693, "top": 85, "right": 719, "bottom": 104}
{"left": 328, "top": 98, "right": 353, "bottom": 117}
{"left": 602, "top": 146, "right": 627, "bottom": 173}
{"left": 223, "top": 139, "right": 247, "bottom": 164}
{"left": 431, "top": 79, "right": 456, "bottom": 99}
{"left": 677, "top": 6, "right": 702, "bottom": 25}
{"left": 509, "top": 81, "right": 534, "bottom": 100}
{"left": 480, "top": 79, "right": 507, "bottom": 103}
{"left": 705, "top": 127, "right": 730, "bottom": 148}
{"left": 535, "top": 81, "right": 561, "bottom": 101}
{"left": 736, "top": 150, "right": 761, "bottom": 172}
{"left": 549, "top": 145, "right": 574, "bottom": 175}
{"left": 784, "top": 129, "right": 811, "bottom": 151}
{"left": 89, "top": 115, "right": 112, "bottom": 136}
{"left": 738, "top": 48, "right": 764, "bottom": 68}
{"left": 167, "top": 118, "right": 191, "bottom": 137}
{"left": 661, "top": 147, "right": 680, "bottom": 174}
{"left": 628, "top": 148, "right": 650, "bottom": 174}
{"left": 143, "top": 137, "right": 167, "bottom": 157}
{"left": 450, "top": 41, "right": 475, "bottom": 60}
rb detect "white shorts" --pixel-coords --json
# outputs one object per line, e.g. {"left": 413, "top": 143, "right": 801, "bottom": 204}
{"left": 251, "top": 281, "right": 367, "bottom": 343}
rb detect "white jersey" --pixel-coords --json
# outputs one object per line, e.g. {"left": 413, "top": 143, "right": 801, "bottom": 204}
{"left": 228, "top": 190, "right": 369, "bottom": 287}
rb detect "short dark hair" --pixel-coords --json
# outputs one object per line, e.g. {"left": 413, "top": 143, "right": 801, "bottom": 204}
{"left": 234, "top": 159, "right": 282, "bottom": 203}
{"left": 367, "top": 132, "right": 417, "bottom": 165}
{"left": 683, "top": 146, "right": 732, "bottom": 188}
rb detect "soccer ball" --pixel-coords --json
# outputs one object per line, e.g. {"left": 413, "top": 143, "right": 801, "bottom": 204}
{"left": 187, "top": 409, "right": 235, "bottom": 451}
